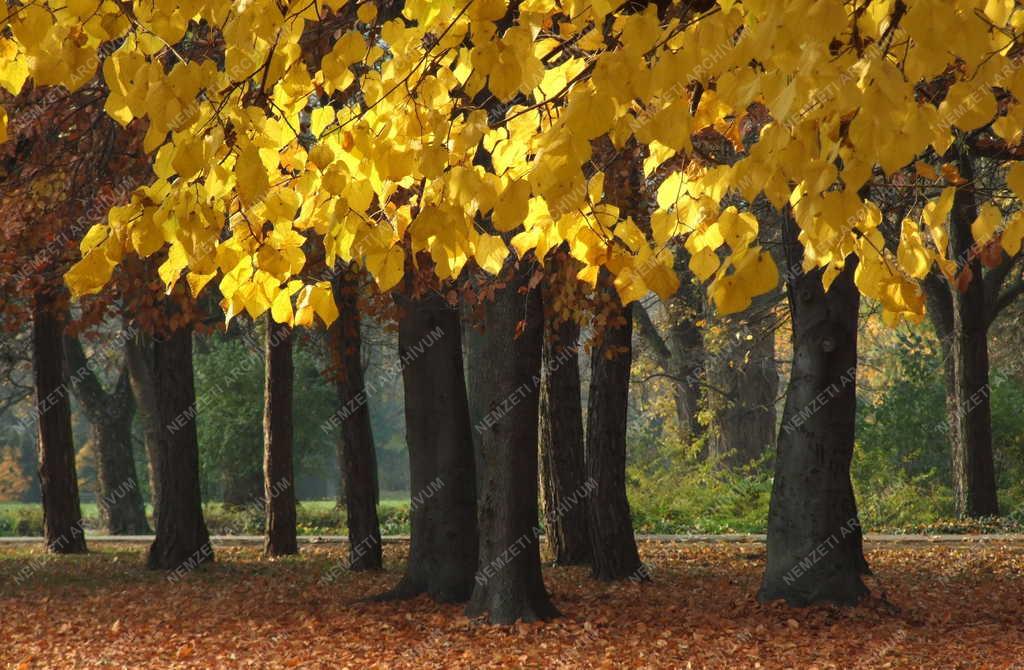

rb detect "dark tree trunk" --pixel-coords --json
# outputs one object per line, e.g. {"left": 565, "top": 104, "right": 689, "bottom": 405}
{"left": 125, "top": 333, "right": 163, "bottom": 525}
{"left": 264, "top": 320, "right": 298, "bottom": 556}
{"left": 65, "top": 335, "right": 150, "bottom": 534}
{"left": 147, "top": 325, "right": 212, "bottom": 571}
{"left": 945, "top": 151, "right": 999, "bottom": 518}
{"left": 585, "top": 270, "right": 643, "bottom": 581}
{"left": 538, "top": 280, "right": 591, "bottom": 566}
{"left": 31, "top": 292, "right": 87, "bottom": 554}
{"left": 465, "top": 267, "right": 558, "bottom": 624}
{"left": 384, "top": 286, "right": 477, "bottom": 600}
{"left": 759, "top": 214, "right": 868, "bottom": 606}
{"left": 328, "top": 271, "right": 382, "bottom": 570}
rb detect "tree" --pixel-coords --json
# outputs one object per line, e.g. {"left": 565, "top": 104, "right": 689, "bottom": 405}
{"left": 125, "top": 332, "right": 164, "bottom": 524}
{"left": 538, "top": 248, "right": 591, "bottom": 566}
{"left": 23, "top": 0, "right": 1024, "bottom": 609}
{"left": 263, "top": 319, "right": 298, "bottom": 556}
{"left": 384, "top": 263, "right": 476, "bottom": 599}
{"left": 758, "top": 213, "right": 869, "bottom": 606}
{"left": 919, "top": 147, "right": 1013, "bottom": 519}
{"left": 634, "top": 252, "right": 706, "bottom": 445}
{"left": 147, "top": 317, "right": 212, "bottom": 571}
{"left": 327, "top": 268, "right": 382, "bottom": 571}
{"left": 465, "top": 260, "right": 559, "bottom": 624}
{"left": 585, "top": 269, "right": 644, "bottom": 580}
{"left": 31, "top": 291, "right": 87, "bottom": 554}
{"left": 64, "top": 332, "right": 150, "bottom": 534}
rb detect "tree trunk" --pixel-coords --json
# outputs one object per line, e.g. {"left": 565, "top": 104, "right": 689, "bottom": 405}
{"left": 704, "top": 311, "right": 779, "bottom": 468}
{"left": 759, "top": 214, "right": 868, "bottom": 606}
{"left": 65, "top": 335, "right": 150, "bottom": 534}
{"left": 465, "top": 266, "right": 559, "bottom": 624}
{"left": 328, "top": 271, "right": 382, "bottom": 570}
{"left": 125, "top": 333, "right": 163, "bottom": 525}
{"left": 946, "top": 151, "right": 999, "bottom": 518}
{"left": 31, "top": 292, "right": 87, "bottom": 554}
{"left": 384, "top": 287, "right": 477, "bottom": 599}
{"left": 665, "top": 249, "right": 707, "bottom": 444}
{"left": 264, "top": 319, "right": 298, "bottom": 556}
{"left": 147, "top": 325, "right": 212, "bottom": 571}
{"left": 538, "top": 282, "right": 591, "bottom": 566}
{"left": 586, "top": 270, "right": 643, "bottom": 581}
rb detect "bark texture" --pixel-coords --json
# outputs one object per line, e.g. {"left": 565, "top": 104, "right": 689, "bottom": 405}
{"left": 759, "top": 214, "right": 868, "bottom": 606}
{"left": 264, "top": 320, "right": 298, "bottom": 556}
{"left": 328, "top": 271, "right": 382, "bottom": 570}
{"left": 385, "top": 287, "right": 477, "bottom": 600}
{"left": 147, "top": 325, "right": 212, "bottom": 571}
{"left": 31, "top": 292, "right": 87, "bottom": 554}
{"left": 538, "top": 273, "right": 591, "bottom": 566}
{"left": 65, "top": 335, "right": 150, "bottom": 534}
{"left": 466, "top": 268, "right": 558, "bottom": 623}
{"left": 586, "top": 270, "right": 643, "bottom": 581}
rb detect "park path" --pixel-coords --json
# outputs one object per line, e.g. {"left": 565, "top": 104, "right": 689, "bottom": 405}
{"left": 4, "top": 533, "right": 1024, "bottom": 546}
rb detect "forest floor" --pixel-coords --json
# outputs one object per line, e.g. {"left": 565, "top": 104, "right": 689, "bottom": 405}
{"left": 0, "top": 540, "right": 1022, "bottom": 669}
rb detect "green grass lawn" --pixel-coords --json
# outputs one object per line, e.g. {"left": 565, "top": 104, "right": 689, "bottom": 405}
{"left": 0, "top": 498, "right": 413, "bottom": 537}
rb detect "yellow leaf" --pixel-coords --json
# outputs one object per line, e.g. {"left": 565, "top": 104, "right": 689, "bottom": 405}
{"left": 65, "top": 245, "right": 116, "bottom": 298}
{"left": 493, "top": 181, "right": 531, "bottom": 232}
{"left": 689, "top": 247, "right": 719, "bottom": 282}
{"left": 271, "top": 288, "right": 294, "bottom": 324}
{"left": 237, "top": 145, "right": 270, "bottom": 208}
{"left": 971, "top": 204, "right": 1002, "bottom": 246}
{"left": 474, "top": 233, "right": 509, "bottom": 275}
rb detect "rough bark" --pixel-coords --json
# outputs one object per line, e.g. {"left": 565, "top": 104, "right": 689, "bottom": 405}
{"left": 759, "top": 214, "right": 869, "bottom": 606}
{"left": 125, "top": 333, "right": 163, "bottom": 525}
{"left": 944, "top": 151, "right": 999, "bottom": 518}
{"left": 465, "top": 267, "right": 558, "bottom": 623}
{"left": 384, "top": 287, "right": 477, "bottom": 600}
{"left": 264, "top": 319, "right": 298, "bottom": 556}
{"left": 31, "top": 292, "right": 87, "bottom": 554}
{"left": 538, "top": 276, "right": 591, "bottom": 566}
{"left": 147, "top": 325, "right": 212, "bottom": 571}
{"left": 328, "top": 271, "right": 382, "bottom": 570}
{"left": 65, "top": 335, "right": 150, "bottom": 534}
{"left": 585, "top": 270, "right": 644, "bottom": 581}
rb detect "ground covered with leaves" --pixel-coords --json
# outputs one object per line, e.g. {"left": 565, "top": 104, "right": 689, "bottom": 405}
{"left": 1, "top": 539, "right": 1022, "bottom": 669}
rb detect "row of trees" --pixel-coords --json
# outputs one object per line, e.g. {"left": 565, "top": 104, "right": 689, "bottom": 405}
{"left": 4, "top": 0, "right": 1024, "bottom": 624}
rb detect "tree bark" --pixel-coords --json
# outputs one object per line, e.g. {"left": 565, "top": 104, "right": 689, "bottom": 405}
{"left": 586, "top": 270, "right": 643, "bottom": 581}
{"left": 31, "top": 292, "right": 87, "bottom": 554}
{"left": 538, "top": 275, "right": 591, "bottom": 566}
{"left": 264, "top": 319, "right": 298, "bottom": 556}
{"left": 465, "top": 266, "right": 559, "bottom": 623}
{"left": 147, "top": 324, "right": 212, "bottom": 571}
{"left": 125, "top": 333, "right": 163, "bottom": 526}
{"left": 328, "top": 271, "right": 382, "bottom": 570}
{"left": 384, "top": 287, "right": 477, "bottom": 599}
{"left": 759, "top": 214, "right": 869, "bottom": 606}
{"left": 945, "top": 150, "right": 999, "bottom": 518}
{"left": 65, "top": 335, "right": 150, "bottom": 534}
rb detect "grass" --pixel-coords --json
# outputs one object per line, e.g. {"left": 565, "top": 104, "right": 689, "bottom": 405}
{"left": 0, "top": 498, "right": 413, "bottom": 537}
